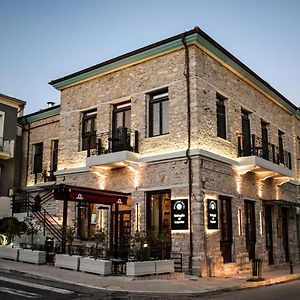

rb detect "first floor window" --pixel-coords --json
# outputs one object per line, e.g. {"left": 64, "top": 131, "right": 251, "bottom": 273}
{"left": 149, "top": 90, "right": 169, "bottom": 137}
{"left": 33, "top": 142, "right": 43, "bottom": 174}
{"left": 216, "top": 94, "right": 227, "bottom": 139}
{"left": 82, "top": 109, "right": 97, "bottom": 151}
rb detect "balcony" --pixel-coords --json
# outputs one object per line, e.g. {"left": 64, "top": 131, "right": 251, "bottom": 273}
{"left": 86, "top": 127, "right": 139, "bottom": 169}
{"left": 236, "top": 134, "right": 292, "bottom": 183}
{"left": 0, "top": 137, "right": 14, "bottom": 160}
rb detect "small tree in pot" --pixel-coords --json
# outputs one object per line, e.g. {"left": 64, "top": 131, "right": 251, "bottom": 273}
{"left": 131, "top": 231, "right": 151, "bottom": 261}
{"left": 23, "top": 216, "right": 42, "bottom": 250}
{"left": 65, "top": 225, "right": 76, "bottom": 255}
{"left": 90, "top": 229, "right": 107, "bottom": 259}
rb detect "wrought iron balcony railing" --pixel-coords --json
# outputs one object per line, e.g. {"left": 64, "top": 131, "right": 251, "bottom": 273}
{"left": 86, "top": 127, "right": 138, "bottom": 157}
{"left": 238, "top": 134, "right": 292, "bottom": 170}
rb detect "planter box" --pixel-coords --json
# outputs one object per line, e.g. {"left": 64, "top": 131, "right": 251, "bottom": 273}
{"left": 55, "top": 254, "right": 80, "bottom": 271}
{"left": 19, "top": 249, "right": 46, "bottom": 264}
{"left": 126, "top": 261, "right": 156, "bottom": 276}
{"left": 155, "top": 260, "right": 174, "bottom": 274}
{"left": 80, "top": 257, "right": 112, "bottom": 275}
{"left": 0, "top": 246, "right": 19, "bottom": 261}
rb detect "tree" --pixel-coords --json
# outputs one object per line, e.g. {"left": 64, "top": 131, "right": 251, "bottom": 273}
{"left": 23, "top": 216, "right": 41, "bottom": 250}
{"left": 90, "top": 229, "right": 107, "bottom": 259}
{"left": 65, "top": 225, "right": 76, "bottom": 255}
{"left": 0, "top": 217, "right": 27, "bottom": 245}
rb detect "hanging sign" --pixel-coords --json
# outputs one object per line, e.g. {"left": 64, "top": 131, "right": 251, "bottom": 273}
{"left": 171, "top": 199, "right": 189, "bottom": 230}
{"left": 207, "top": 199, "right": 218, "bottom": 230}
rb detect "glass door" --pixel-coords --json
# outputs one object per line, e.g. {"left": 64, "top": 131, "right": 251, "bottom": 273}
{"left": 146, "top": 190, "right": 171, "bottom": 259}
{"left": 264, "top": 205, "right": 274, "bottom": 264}
{"left": 245, "top": 200, "right": 256, "bottom": 260}
{"left": 220, "top": 196, "right": 233, "bottom": 263}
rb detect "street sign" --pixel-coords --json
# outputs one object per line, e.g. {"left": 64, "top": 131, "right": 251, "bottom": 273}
{"left": 207, "top": 199, "right": 218, "bottom": 229}
{"left": 171, "top": 199, "right": 188, "bottom": 230}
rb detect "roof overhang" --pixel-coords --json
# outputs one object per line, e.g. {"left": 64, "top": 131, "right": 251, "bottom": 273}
{"left": 54, "top": 184, "right": 129, "bottom": 205}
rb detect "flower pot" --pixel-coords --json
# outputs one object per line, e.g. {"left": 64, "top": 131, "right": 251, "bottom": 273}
{"left": 19, "top": 249, "right": 46, "bottom": 264}
{"left": 54, "top": 254, "right": 80, "bottom": 271}
{"left": 0, "top": 246, "right": 19, "bottom": 261}
{"left": 155, "top": 260, "right": 174, "bottom": 274}
{"left": 126, "top": 261, "right": 156, "bottom": 276}
{"left": 79, "top": 257, "right": 112, "bottom": 275}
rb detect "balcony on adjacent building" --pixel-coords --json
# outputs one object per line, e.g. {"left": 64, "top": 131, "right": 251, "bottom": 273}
{"left": 0, "top": 137, "right": 14, "bottom": 160}
{"left": 236, "top": 134, "right": 292, "bottom": 183}
{"left": 86, "top": 127, "right": 139, "bottom": 169}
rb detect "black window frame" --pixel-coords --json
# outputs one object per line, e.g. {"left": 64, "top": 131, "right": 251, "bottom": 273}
{"left": 148, "top": 90, "right": 169, "bottom": 137}
{"left": 81, "top": 109, "right": 97, "bottom": 151}
{"left": 32, "top": 142, "right": 43, "bottom": 174}
{"left": 216, "top": 93, "right": 227, "bottom": 140}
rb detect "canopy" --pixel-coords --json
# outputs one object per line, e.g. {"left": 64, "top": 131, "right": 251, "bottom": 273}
{"left": 54, "top": 184, "right": 129, "bottom": 205}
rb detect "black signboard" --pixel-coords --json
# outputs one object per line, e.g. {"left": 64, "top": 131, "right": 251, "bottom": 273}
{"left": 207, "top": 199, "right": 218, "bottom": 230}
{"left": 171, "top": 199, "right": 189, "bottom": 230}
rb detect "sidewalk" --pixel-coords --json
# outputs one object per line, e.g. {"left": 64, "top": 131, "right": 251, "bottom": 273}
{"left": 0, "top": 258, "right": 299, "bottom": 297}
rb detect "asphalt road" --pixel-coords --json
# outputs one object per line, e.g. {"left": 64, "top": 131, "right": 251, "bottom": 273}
{"left": 0, "top": 271, "right": 111, "bottom": 299}
{"left": 199, "top": 279, "right": 300, "bottom": 300}
{"left": 0, "top": 270, "right": 299, "bottom": 300}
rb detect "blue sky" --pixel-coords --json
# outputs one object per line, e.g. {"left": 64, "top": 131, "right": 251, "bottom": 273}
{"left": 0, "top": 0, "right": 299, "bottom": 113}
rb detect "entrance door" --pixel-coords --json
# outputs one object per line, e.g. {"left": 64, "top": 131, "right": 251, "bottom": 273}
{"left": 220, "top": 196, "right": 233, "bottom": 263}
{"left": 245, "top": 200, "right": 256, "bottom": 260}
{"left": 281, "top": 207, "right": 289, "bottom": 262}
{"left": 264, "top": 205, "right": 274, "bottom": 264}
{"left": 146, "top": 190, "right": 171, "bottom": 259}
{"left": 111, "top": 102, "right": 131, "bottom": 152}
{"left": 112, "top": 209, "right": 131, "bottom": 258}
{"left": 77, "top": 203, "right": 97, "bottom": 240}
{"left": 242, "top": 110, "right": 252, "bottom": 156}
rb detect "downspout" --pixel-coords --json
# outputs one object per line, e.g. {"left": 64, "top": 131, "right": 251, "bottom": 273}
{"left": 25, "top": 121, "right": 30, "bottom": 188}
{"left": 182, "top": 33, "right": 193, "bottom": 274}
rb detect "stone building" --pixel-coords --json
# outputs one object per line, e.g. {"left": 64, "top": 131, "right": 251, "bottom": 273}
{"left": 18, "top": 27, "right": 300, "bottom": 276}
{"left": 0, "top": 93, "right": 25, "bottom": 218}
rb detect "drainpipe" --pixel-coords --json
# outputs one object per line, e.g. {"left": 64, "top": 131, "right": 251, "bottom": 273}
{"left": 182, "top": 33, "right": 193, "bottom": 275}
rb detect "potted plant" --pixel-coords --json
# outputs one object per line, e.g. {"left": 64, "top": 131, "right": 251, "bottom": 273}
{"left": 55, "top": 225, "right": 80, "bottom": 271}
{"left": 79, "top": 229, "right": 111, "bottom": 275}
{"left": 19, "top": 216, "right": 46, "bottom": 264}
{"left": 126, "top": 231, "right": 156, "bottom": 276}
{"left": 0, "top": 217, "right": 27, "bottom": 260}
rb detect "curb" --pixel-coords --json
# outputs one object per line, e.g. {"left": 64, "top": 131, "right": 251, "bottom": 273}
{"left": 0, "top": 266, "right": 299, "bottom": 297}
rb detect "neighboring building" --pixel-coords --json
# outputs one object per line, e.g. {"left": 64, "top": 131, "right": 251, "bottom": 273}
{"left": 17, "top": 27, "right": 300, "bottom": 276}
{"left": 0, "top": 93, "right": 25, "bottom": 217}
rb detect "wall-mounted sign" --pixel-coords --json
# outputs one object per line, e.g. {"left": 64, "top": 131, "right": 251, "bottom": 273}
{"left": 171, "top": 199, "right": 189, "bottom": 230}
{"left": 207, "top": 199, "right": 218, "bottom": 230}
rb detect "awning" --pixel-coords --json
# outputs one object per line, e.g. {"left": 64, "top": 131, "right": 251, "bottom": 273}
{"left": 54, "top": 184, "right": 129, "bottom": 205}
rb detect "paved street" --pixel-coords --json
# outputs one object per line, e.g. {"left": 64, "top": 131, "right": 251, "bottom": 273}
{"left": 0, "top": 271, "right": 111, "bottom": 300}
{"left": 200, "top": 279, "right": 300, "bottom": 300}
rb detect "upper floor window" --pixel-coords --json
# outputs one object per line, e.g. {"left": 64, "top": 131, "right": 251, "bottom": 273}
{"left": 33, "top": 142, "right": 43, "bottom": 174}
{"left": 149, "top": 90, "right": 169, "bottom": 137}
{"left": 82, "top": 109, "right": 97, "bottom": 151}
{"left": 216, "top": 94, "right": 227, "bottom": 139}
{"left": 278, "top": 130, "right": 284, "bottom": 164}
{"left": 113, "top": 102, "right": 131, "bottom": 130}
{"left": 50, "top": 139, "right": 59, "bottom": 172}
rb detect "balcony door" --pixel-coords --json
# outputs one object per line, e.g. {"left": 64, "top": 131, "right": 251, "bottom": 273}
{"left": 242, "top": 110, "right": 251, "bottom": 156}
{"left": 111, "top": 102, "right": 131, "bottom": 152}
{"left": 245, "top": 200, "right": 256, "bottom": 260}
{"left": 261, "top": 122, "right": 269, "bottom": 160}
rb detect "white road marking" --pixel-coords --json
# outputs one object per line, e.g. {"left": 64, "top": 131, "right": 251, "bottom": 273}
{"left": 0, "top": 276, "right": 73, "bottom": 294}
{"left": 0, "top": 287, "right": 40, "bottom": 298}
